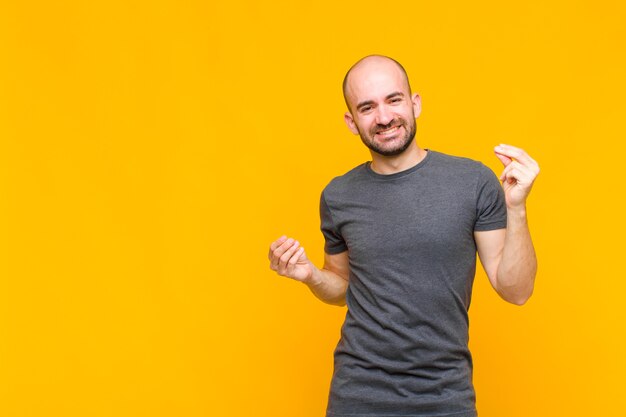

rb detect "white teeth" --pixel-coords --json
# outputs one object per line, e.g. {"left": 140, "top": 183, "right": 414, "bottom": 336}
{"left": 377, "top": 126, "right": 399, "bottom": 135}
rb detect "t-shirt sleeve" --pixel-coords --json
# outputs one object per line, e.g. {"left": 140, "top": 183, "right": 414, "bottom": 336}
{"left": 320, "top": 191, "right": 348, "bottom": 254}
{"left": 474, "top": 165, "right": 508, "bottom": 231}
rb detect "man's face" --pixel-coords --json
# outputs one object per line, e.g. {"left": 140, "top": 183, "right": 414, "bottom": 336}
{"left": 344, "top": 60, "right": 421, "bottom": 157}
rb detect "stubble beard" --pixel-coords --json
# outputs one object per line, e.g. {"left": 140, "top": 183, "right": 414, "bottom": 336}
{"left": 358, "top": 118, "right": 417, "bottom": 157}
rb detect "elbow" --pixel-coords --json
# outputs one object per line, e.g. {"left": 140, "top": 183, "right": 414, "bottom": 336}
{"left": 496, "top": 278, "right": 535, "bottom": 306}
{"left": 509, "top": 294, "right": 531, "bottom": 306}
{"left": 496, "top": 267, "right": 537, "bottom": 306}
{"left": 504, "top": 288, "right": 534, "bottom": 306}
{"left": 327, "top": 297, "right": 347, "bottom": 307}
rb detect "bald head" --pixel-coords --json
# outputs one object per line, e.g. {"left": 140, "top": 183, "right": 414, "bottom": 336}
{"left": 342, "top": 55, "right": 412, "bottom": 113}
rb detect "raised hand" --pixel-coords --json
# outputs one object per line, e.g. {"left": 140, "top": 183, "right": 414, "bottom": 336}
{"left": 268, "top": 236, "right": 314, "bottom": 283}
{"left": 494, "top": 144, "right": 540, "bottom": 209}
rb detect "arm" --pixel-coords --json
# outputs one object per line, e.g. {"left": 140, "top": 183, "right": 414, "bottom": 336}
{"left": 475, "top": 144, "right": 540, "bottom": 306}
{"left": 268, "top": 236, "right": 349, "bottom": 306}
{"left": 475, "top": 214, "right": 536, "bottom": 305}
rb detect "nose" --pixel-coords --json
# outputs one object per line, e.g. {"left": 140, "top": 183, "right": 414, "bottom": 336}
{"left": 375, "top": 105, "right": 393, "bottom": 125}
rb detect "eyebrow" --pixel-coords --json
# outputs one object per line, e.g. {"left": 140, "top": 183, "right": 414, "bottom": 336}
{"left": 356, "top": 92, "right": 405, "bottom": 111}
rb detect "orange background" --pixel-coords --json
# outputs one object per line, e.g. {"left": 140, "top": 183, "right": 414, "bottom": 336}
{"left": 1, "top": 1, "right": 625, "bottom": 416}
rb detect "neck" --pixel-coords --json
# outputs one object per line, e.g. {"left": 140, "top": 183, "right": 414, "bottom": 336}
{"left": 369, "top": 142, "right": 427, "bottom": 175}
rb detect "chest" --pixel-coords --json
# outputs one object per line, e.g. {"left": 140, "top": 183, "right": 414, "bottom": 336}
{"left": 332, "top": 180, "right": 478, "bottom": 262}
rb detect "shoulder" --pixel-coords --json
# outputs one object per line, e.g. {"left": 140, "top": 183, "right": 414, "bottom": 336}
{"left": 322, "top": 162, "right": 369, "bottom": 197}
{"left": 428, "top": 150, "right": 494, "bottom": 179}
{"left": 430, "top": 150, "right": 486, "bottom": 171}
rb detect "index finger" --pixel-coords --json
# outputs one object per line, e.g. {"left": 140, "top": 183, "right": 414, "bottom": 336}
{"left": 494, "top": 144, "right": 537, "bottom": 167}
{"left": 268, "top": 235, "right": 288, "bottom": 259}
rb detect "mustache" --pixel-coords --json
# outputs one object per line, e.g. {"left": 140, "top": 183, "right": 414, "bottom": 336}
{"left": 372, "top": 119, "right": 404, "bottom": 133}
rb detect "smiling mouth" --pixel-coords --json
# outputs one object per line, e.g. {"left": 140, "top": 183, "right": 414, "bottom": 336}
{"left": 375, "top": 125, "right": 402, "bottom": 138}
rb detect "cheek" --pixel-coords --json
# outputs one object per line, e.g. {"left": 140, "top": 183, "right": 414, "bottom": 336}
{"left": 399, "top": 109, "right": 413, "bottom": 122}
{"left": 355, "top": 117, "right": 372, "bottom": 132}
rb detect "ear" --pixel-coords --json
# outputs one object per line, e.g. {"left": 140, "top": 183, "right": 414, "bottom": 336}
{"left": 344, "top": 111, "right": 359, "bottom": 135}
{"left": 411, "top": 93, "right": 422, "bottom": 118}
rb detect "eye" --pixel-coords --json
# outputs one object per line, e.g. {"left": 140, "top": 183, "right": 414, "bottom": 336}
{"left": 360, "top": 106, "right": 372, "bottom": 113}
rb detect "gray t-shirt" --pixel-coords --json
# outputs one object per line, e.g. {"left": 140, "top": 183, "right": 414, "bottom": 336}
{"left": 320, "top": 150, "right": 507, "bottom": 417}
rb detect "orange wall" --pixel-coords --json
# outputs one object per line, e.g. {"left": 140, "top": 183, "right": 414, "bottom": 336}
{"left": 1, "top": 1, "right": 625, "bottom": 416}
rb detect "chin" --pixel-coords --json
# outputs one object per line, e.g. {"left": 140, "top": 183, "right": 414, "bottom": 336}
{"left": 377, "top": 140, "right": 414, "bottom": 157}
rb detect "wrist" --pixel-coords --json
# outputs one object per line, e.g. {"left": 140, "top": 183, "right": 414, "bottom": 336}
{"left": 507, "top": 204, "right": 527, "bottom": 217}
{"left": 302, "top": 264, "right": 323, "bottom": 287}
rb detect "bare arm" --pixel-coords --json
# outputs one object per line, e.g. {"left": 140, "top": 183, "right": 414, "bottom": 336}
{"left": 268, "top": 236, "right": 349, "bottom": 306}
{"left": 475, "top": 213, "right": 536, "bottom": 305}
{"left": 475, "top": 144, "right": 540, "bottom": 306}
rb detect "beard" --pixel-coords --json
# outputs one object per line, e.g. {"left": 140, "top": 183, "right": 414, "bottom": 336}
{"left": 358, "top": 117, "right": 417, "bottom": 157}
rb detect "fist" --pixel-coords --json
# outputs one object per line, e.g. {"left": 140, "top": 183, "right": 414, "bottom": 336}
{"left": 268, "top": 236, "right": 313, "bottom": 283}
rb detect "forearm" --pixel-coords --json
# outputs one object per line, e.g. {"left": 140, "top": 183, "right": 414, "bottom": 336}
{"left": 496, "top": 206, "right": 537, "bottom": 305}
{"left": 304, "top": 265, "right": 349, "bottom": 307}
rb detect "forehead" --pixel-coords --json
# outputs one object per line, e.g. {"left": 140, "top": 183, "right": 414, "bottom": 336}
{"left": 346, "top": 60, "right": 410, "bottom": 104}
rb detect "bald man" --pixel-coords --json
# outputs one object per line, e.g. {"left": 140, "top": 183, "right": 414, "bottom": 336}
{"left": 268, "top": 55, "right": 539, "bottom": 417}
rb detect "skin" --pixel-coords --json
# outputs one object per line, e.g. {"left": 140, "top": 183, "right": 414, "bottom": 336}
{"left": 268, "top": 55, "right": 539, "bottom": 306}
{"left": 343, "top": 56, "right": 426, "bottom": 174}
